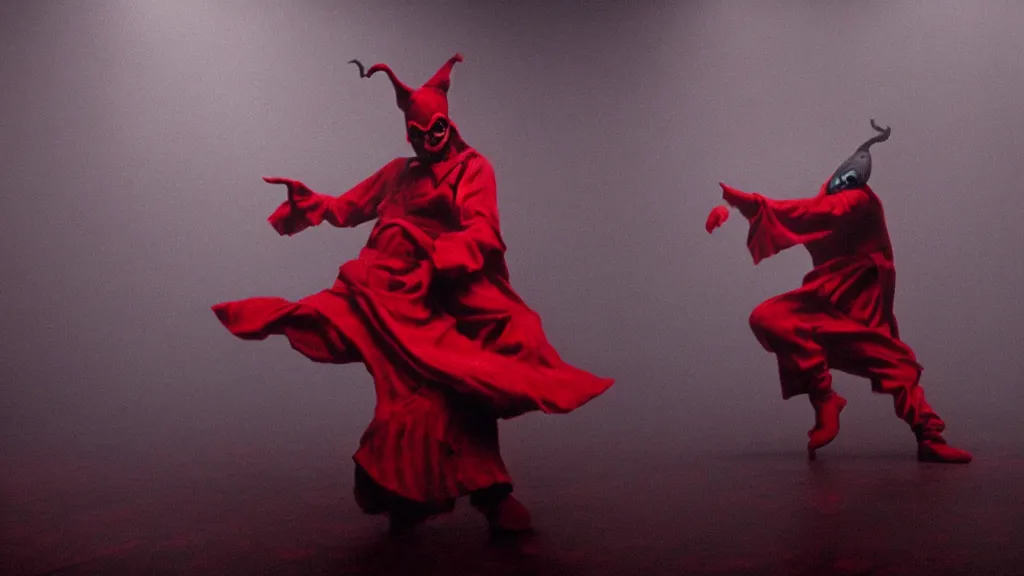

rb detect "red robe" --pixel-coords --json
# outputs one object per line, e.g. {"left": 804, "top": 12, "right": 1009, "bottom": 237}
{"left": 213, "top": 143, "right": 613, "bottom": 508}
{"left": 728, "top": 181, "right": 945, "bottom": 439}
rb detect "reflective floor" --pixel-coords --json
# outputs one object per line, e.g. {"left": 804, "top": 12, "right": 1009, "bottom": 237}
{"left": 3, "top": 440, "right": 1021, "bottom": 575}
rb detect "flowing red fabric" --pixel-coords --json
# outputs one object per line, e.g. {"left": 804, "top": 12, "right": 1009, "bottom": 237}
{"left": 720, "top": 181, "right": 945, "bottom": 439}
{"left": 213, "top": 145, "right": 613, "bottom": 507}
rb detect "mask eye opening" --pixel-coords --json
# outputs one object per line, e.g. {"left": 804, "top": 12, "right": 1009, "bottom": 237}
{"left": 429, "top": 119, "right": 448, "bottom": 134}
{"left": 840, "top": 170, "right": 858, "bottom": 186}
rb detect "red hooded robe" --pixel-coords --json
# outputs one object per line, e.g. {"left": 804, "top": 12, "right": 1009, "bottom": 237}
{"left": 212, "top": 55, "right": 613, "bottom": 511}
{"left": 720, "top": 181, "right": 945, "bottom": 440}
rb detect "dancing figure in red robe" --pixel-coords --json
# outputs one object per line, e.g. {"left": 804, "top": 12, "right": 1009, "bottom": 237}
{"left": 212, "top": 54, "right": 613, "bottom": 533}
{"left": 706, "top": 120, "right": 971, "bottom": 463}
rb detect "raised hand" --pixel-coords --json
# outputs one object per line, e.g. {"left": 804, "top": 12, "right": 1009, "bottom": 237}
{"left": 263, "top": 176, "right": 313, "bottom": 207}
{"left": 263, "top": 177, "right": 318, "bottom": 236}
{"left": 705, "top": 205, "right": 730, "bottom": 234}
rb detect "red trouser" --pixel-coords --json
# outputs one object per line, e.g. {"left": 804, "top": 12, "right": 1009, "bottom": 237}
{"left": 749, "top": 290, "right": 945, "bottom": 441}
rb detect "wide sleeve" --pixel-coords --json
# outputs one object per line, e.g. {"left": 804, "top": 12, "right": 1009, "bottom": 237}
{"left": 741, "top": 188, "right": 872, "bottom": 264}
{"left": 431, "top": 155, "right": 508, "bottom": 276}
{"left": 268, "top": 158, "right": 402, "bottom": 236}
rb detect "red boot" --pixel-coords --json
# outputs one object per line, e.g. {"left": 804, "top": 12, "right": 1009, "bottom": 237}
{"left": 807, "top": 392, "right": 848, "bottom": 459}
{"left": 475, "top": 494, "right": 533, "bottom": 534}
{"left": 918, "top": 439, "right": 973, "bottom": 463}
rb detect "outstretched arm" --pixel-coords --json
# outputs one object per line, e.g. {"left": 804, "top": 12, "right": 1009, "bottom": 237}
{"left": 719, "top": 183, "right": 872, "bottom": 264}
{"left": 266, "top": 158, "right": 403, "bottom": 236}
{"left": 432, "top": 155, "right": 507, "bottom": 276}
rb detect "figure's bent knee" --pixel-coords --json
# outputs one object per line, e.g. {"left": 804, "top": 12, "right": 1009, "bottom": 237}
{"left": 749, "top": 298, "right": 797, "bottom": 353}
{"left": 749, "top": 300, "right": 781, "bottom": 334}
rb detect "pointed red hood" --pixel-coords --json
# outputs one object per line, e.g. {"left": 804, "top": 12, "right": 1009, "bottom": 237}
{"left": 351, "top": 53, "right": 464, "bottom": 131}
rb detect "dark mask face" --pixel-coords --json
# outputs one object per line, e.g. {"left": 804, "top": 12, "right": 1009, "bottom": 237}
{"left": 827, "top": 150, "right": 872, "bottom": 194}
{"left": 407, "top": 116, "right": 450, "bottom": 161}
{"left": 826, "top": 119, "right": 891, "bottom": 194}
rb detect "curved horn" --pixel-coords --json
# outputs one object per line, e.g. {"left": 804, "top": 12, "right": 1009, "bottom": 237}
{"left": 350, "top": 59, "right": 414, "bottom": 111}
{"left": 857, "top": 118, "right": 892, "bottom": 152}
{"left": 348, "top": 59, "right": 368, "bottom": 77}
{"left": 423, "top": 53, "right": 464, "bottom": 93}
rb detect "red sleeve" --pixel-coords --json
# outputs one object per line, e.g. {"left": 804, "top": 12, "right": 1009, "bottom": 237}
{"left": 744, "top": 188, "right": 872, "bottom": 264}
{"left": 268, "top": 159, "right": 402, "bottom": 236}
{"left": 432, "top": 155, "right": 507, "bottom": 275}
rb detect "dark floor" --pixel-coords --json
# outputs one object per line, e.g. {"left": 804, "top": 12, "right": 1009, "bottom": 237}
{"left": 3, "top": 440, "right": 1022, "bottom": 576}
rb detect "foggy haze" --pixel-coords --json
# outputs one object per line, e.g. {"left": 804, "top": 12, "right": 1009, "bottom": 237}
{"left": 2, "top": 0, "right": 1023, "bottom": 548}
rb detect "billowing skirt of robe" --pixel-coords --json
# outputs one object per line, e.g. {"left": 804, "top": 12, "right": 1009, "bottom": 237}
{"left": 212, "top": 219, "right": 613, "bottom": 505}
